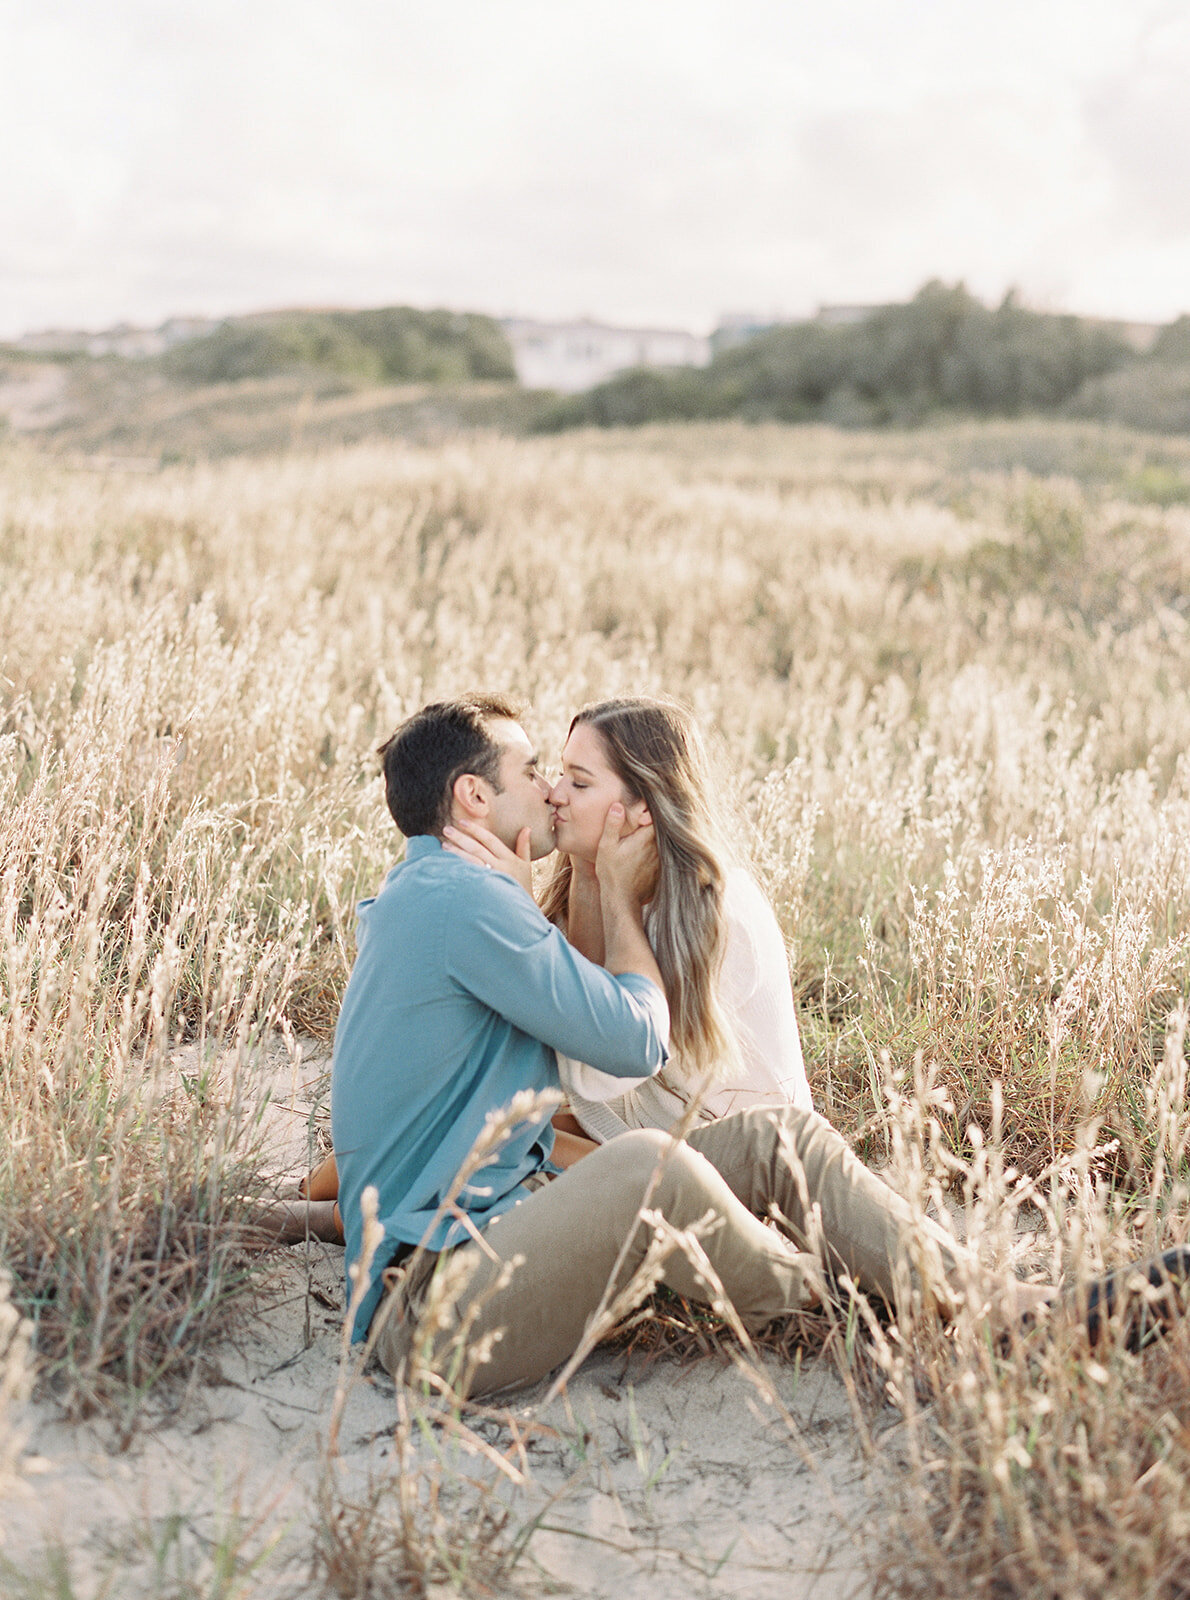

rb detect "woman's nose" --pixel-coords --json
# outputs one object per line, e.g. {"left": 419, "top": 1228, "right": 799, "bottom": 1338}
{"left": 547, "top": 776, "right": 564, "bottom": 804}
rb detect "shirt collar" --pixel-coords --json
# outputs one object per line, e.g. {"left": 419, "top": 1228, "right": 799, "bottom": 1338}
{"left": 405, "top": 835, "right": 445, "bottom": 861}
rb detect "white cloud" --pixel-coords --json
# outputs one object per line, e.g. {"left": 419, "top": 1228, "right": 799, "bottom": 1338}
{"left": 0, "top": 0, "right": 1187, "bottom": 335}
{"left": 1080, "top": 11, "right": 1190, "bottom": 238}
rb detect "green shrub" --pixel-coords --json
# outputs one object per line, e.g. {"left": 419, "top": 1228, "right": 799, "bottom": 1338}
{"left": 159, "top": 307, "right": 515, "bottom": 387}
{"left": 535, "top": 282, "right": 1136, "bottom": 433}
{"left": 1067, "top": 361, "right": 1190, "bottom": 436}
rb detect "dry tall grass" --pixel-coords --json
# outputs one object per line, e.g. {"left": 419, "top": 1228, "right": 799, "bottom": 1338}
{"left": 869, "top": 1014, "right": 1190, "bottom": 1600}
{"left": 2, "top": 418, "right": 1189, "bottom": 1589}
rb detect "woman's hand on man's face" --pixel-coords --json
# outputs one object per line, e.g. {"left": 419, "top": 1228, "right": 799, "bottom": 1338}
{"left": 442, "top": 821, "right": 534, "bottom": 897}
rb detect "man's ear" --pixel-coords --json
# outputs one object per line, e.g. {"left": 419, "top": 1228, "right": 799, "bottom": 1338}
{"left": 451, "top": 772, "right": 491, "bottom": 823}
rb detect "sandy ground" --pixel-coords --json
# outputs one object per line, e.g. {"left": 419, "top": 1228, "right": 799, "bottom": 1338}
{"left": 1, "top": 1048, "right": 882, "bottom": 1598}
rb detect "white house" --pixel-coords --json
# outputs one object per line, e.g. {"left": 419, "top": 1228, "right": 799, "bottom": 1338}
{"left": 13, "top": 317, "right": 217, "bottom": 359}
{"left": 501, "top": 317, "right": 711, "bottom": 393}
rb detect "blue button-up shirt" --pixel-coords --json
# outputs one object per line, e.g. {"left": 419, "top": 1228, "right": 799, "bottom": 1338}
{"left": 331, "top": 836, "right": 670, "bottom": 1337}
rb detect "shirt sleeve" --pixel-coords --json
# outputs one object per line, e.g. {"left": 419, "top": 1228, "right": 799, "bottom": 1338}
{"left": 447, "top": 867, "right": 670, "bottom": 1078}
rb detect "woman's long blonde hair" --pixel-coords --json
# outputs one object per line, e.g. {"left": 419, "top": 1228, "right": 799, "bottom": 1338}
{"left": 540, "top": 696, "right": 738, "bottom": 1085}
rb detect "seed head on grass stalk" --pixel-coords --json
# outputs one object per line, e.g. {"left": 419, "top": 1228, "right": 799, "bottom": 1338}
{"left": 5, "top": 421, "right": 1190, "bottom": 1585}
{"left": 0, "top": 768, "right": 313, "bottom": 1418}
{"left": 868, "top": 1011, "right": 1190, "bottom": 1600}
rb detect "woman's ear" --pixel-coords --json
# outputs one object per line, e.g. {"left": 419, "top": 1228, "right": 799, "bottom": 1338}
{"left": 625, "top": 798, "right": 652, "bottom": 828}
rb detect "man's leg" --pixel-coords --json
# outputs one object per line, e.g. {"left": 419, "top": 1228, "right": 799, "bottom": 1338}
{"left": 687, "top": 1105, "right": 968, "bottom": 1312}
{"left": 373, "top": 1128, "right": 822, "bottom": 1399}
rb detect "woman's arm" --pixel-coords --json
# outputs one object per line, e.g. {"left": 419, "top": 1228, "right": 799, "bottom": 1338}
{"left": 566, "top": 858, "right": 605, "bottom": 964}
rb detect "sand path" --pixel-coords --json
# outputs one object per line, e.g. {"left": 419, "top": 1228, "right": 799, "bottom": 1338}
{"left": 2, "top": 1047, "right": 880, "bottom": 1597}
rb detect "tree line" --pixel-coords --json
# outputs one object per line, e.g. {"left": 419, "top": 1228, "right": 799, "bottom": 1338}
{"left": 532, "top": 282, "right": 1190, "bottom": 435}
{"left": 156, "top": 305, "right": 516, "bottom": 387}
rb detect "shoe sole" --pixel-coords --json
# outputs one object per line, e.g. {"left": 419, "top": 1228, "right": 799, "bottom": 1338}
{"left": 1081, "top": 1245, "right": 1190, "bottom": 1351}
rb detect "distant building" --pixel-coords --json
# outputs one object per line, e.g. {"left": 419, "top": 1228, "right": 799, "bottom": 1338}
{"left": 815, "top": 303, "right": 891, "bottom": 327}
{"left": 12, "top": 317, "right": 217, "bottom": 359}
{"left": 710, "top": 313, "right": 784, "bottom": 355}
{"left": 159, "top": 317, "right": 219, "bottom": 349}
{"left": 86, "top": 322, "right": 170, "bottom": 358}
{"left": 11, "top": 328, "right": 91, "bottom": 355}
{"left": 501, "top": 317, "right": 710, "bottom": 393}
{"left": 709, "top": 304, "right": 894, "bottom": 357}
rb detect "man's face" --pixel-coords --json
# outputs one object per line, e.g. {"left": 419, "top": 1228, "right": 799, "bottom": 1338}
{"left": 480, "top": 720, "right": 557, "bottom": 859}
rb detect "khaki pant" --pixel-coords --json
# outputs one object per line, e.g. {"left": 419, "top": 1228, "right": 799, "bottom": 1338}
{"left": 372, "top": 1105, "right": 966, "bottom": 1399}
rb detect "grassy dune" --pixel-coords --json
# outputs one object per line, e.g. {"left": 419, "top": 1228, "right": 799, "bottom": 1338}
{"left": 2, "top": 419, "right": 1190, "bottom": 1595}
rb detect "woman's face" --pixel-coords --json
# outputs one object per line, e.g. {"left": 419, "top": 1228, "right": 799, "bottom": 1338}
{"left": 549, "top": 722, "right": 647, "bottom": 863}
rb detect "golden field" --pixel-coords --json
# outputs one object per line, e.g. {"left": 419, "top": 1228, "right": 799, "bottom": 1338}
{"left": 2, "top": 419, "right": 1190, "bottom": 1597}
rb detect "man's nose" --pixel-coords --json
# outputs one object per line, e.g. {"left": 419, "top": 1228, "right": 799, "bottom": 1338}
{"left": 546, "top": 776, "right": 564, "bottom": 804}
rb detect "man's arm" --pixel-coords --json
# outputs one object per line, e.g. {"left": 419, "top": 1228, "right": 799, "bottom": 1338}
{"left": 442, "top": 822, "right": 534, "bottom": 896}
{"left": 439, "top": 822, "right": 608, "bottom": 968}
{"left": 447, "top": 858, "right": 669, "bottom": 1080}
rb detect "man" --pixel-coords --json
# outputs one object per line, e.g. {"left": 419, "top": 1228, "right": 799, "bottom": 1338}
{"left": 329, "top": 694, "right": 1187, "bottom": 1399}
{"left": 331, "top": 691, "right": 671, "bottom": 1349}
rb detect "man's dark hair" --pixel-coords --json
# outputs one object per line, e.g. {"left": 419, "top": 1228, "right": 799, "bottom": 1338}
{"left": 378, "top": 693, "right": 523, "bottom": 838}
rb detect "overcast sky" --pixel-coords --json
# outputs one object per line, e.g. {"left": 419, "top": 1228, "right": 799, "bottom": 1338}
{"left": 3, "top": 0, "right": 1189, "bottom": 339}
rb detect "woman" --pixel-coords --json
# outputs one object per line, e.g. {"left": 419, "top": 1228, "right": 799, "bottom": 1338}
{"left": 537, "top": 696, "right": 812, "bottom": 1144}
{"left": 286, "top": 695, "right": 811, "bottom": 1233}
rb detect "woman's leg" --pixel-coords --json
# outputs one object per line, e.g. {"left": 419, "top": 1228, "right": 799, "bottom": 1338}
{"left": 255, "top": 1145, "right": 343, "bottom": 1244}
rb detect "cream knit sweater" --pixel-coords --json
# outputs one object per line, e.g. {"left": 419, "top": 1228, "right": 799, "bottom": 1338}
{"left": 560, "top": 868, "right": 812, "bottom": 1142}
